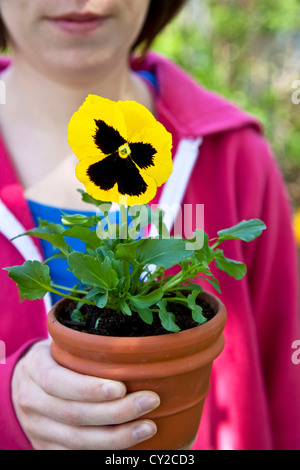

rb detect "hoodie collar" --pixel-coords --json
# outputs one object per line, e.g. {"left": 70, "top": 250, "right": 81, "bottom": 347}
{"left": 131, "top": 52, "right": 262, "bottom": 138}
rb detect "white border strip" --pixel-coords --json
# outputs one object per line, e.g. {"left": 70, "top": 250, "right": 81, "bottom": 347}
{"left": 150, "top": 136, "right": 203, "bottom": 236}
{"left": 0, "top": 199, "right": 42, "bottom": 262}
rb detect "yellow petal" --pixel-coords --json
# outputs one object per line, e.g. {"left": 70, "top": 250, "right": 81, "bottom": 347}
{"left": 76, "top": 158, "right": 119, "bottom": 203}
{"left": 129, "top": 125, "right": 173, "bottom": 186}
{"left": 117, "top": 100, "right": 158, "bottom": 142}
{"left": 123, "top": 170, "right": 157, "bottom": 206}
{"left": 85, "top": 180, "right": 121, "bottom": 204}
{"left": 75, "top": 155, "right": 107, "bottom": 185}
{"left": 117, "top": 101, "right": 173, "bottom": 186}
{"left": 294, "top": 208, "right": 300, "bottom": 246}
{"left": 68, "top": 95, "right": 127, "bottom": 161}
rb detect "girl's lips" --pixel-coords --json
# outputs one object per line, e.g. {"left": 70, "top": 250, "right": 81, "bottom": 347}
{"left": 49, "top": 13, "right": 107, "bottom": 35}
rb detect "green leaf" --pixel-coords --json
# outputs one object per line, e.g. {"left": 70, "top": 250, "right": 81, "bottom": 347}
{"left": 110, "top": 259, "right": 124, "bottom": 279}
{"left": 85, "top": 287, "right": 104, "bottom": 300}
{"left": 68, "top": 252, "right": 119, "bottom": 290}
{"left": 63, "top": 226, "right": 100, "bottom": 250}
{"left": 215, "top": 249, "right": 247, "bottom": 280}
{"left": 130, "top": 288, "right": 164, "bottom": 309}
{"left": 120, "top": 299, "right": 132, "bottom": 316}
{"left": 157, "top": 300, "right": 180, "bottom": 333}
{"left": 85, "top": 288, "right": 108, "bottom": 308}
{"left": 135, "top": 307, "right": 154, "bottom": 325}
{"left": 15, "top": 220, "right": 70, "bottom": 254}
{"left": 117, "top": 275, "right": 131, "bottom": 294}
{"left": 187, "top": 290, "right": 200, "bottom": 308}
{"left": 187, "top": 291, "right": 206, "bottom": 325}
{"left": 95, "top": 292, "right": 108, "bottom": 308}
{"left": 96, "top": 246, "right": 111, "bottom": 261}
{"left": 201, "top": 275, "right": 221, "bottom": 293}
{"left": 61, "top": 213, "right": 99, "bottom": 228}
{"left": 136, "top": 238, "right": 194, "bottom": 269}
{"left": 217, "top": 219, "right": 266, "bottom": 243}
{"left": 191, "top": 307, "right": 206, "bottom": 325}
{"left": 115, "top": 239, "right": 145, "bottom": 264}
{"left": 194, "top": 231, "right": 215, "bottom": 267}
{"left": 70, "top": 309, "right": 87, "bottom": 324}
{"left": 3, "top": 260, "right": 51, "bottom": 300}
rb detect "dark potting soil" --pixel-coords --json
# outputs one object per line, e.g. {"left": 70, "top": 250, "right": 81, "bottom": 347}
{"left": 56, "top": 296, "right": 216, "bottom": 337}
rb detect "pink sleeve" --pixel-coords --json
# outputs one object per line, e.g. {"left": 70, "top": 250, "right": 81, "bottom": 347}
{"left": 0, "top": 340, "right": 38, "bottom": 450}
{"left": 243, "top": 140, "right": 300, "bottom": 449}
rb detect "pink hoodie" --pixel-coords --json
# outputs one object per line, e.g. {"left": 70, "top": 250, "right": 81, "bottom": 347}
{"left": 0, "top": 53, "right": 299, "bottom": 450}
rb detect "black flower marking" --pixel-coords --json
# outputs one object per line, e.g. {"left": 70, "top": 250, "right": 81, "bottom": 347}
{"left": 87, "top": 152, "right": 147, "bottom": 197}
{"left": 89, "top": 120, "right": 159, "bottom": 197}
{"left": 94, "top": 120, "right": 126, "bottom": 155}
{"left": 130, "top": 142, "right": 156, "bottom": 169}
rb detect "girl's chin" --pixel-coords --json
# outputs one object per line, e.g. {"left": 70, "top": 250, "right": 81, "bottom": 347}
{"left": 36, "top": 48, "right": 118, "bottom": 82}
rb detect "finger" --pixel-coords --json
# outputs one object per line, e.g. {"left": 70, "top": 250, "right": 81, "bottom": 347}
{"left": 65, "top": 419, "right": 158, "bottom": 450}
{"left": 26, "top": 340, "right": 126, "bottom": 402}
{"left": 29, "top": 386, "right": 161, "bottom": 426}
{"left": 30, "top": 417, "right": 158, "bottom": 450}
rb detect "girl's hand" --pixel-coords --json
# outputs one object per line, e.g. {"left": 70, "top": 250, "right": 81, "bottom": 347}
{"left": 12, "top": 340, "right": 160, "bottom": 450}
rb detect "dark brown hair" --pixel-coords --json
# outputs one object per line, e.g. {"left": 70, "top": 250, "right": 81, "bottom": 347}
{"left": 0, "top": 15, "right": 7, "bottom": 51}
{"left": 133, "top": 0, "right": 188, "bottom": 52}
{"left": 0, "top": 0, "right": 188, "bottom": 52}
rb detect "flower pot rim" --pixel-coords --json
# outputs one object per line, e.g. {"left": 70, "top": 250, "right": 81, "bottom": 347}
{"left": 47, "top": 291, "right": 226, "bottom": 350}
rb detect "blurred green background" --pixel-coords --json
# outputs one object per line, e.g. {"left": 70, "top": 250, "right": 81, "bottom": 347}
{"left": 153, "top": 0, "right": 300, "bottom": 216}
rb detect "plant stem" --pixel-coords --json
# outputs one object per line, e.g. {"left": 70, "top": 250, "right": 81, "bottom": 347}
{"left": 103, "top": 213, "right": 112, "bottom": 231}
{"left": 161, "top": 272, "right": 183, "bottom": 292}
{"left": 211, "top": 241, "right": 221, "bottom": 250}
{"left": 161, "top": 260, "right": 207, "bottom": 293}
{"left": 141, "top": 266, "right": 163, "bottom": 287}
{"left": 165, "top": 297, "right": 188, "bottom": 304}
{"left": 50, "top": 283, "right": 88, "bottom": 295}
{"left": 119, "top": 204, "right": 128, "bottom": 227}
{"left": 130, "top": 265, "right": 143, "bottom": 294}
{"left": 48, "top": 286, "right": 96, "bottom": 306}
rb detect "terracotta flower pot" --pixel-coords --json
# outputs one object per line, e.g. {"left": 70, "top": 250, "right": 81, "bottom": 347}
{"left": 47, "top": 291, "right": 226, "bottom": 450}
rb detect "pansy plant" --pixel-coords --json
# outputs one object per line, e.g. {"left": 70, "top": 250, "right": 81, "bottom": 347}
{"left": 4, "top": 96, "right": 266, "bottom": 333}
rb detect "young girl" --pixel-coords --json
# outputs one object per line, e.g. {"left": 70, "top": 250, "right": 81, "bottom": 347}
{"left": 0, "top": 0, "right": 299, "bottom": 450}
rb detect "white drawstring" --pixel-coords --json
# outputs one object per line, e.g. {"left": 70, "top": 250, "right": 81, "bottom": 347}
{"left": 0, "top": 198, "right": 52, "bottom": 313}
{"left": 149, "top": 137, "right": 203, "bottom": 236}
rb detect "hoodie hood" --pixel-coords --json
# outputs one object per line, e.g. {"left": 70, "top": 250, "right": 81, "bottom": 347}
{"left": 131, "top": 52, "right": 262, "bottom": 138}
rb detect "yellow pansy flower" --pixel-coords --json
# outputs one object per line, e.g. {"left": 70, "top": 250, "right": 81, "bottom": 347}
{"left": 68, "top": 95, "right": 173, "bottom": 206}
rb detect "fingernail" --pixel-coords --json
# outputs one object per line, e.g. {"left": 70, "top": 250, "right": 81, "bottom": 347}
{"left": 136, "top": 394, "right": 160, "bottom": 414}
{"left": 133, "top": 422, "right": 157, "bottom": 442}
{"left": 102, "top": 382, "right": 125, "bottom": 400}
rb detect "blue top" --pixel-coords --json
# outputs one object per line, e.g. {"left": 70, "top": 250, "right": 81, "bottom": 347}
{"left": 27, "top": 199, "right": 100, "bottom": 304}
{"left": 136, "top": 70, "right": 158, "bottom": 92}
{"left": 27, "top": 200, "right": 138, "bottom": 305}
